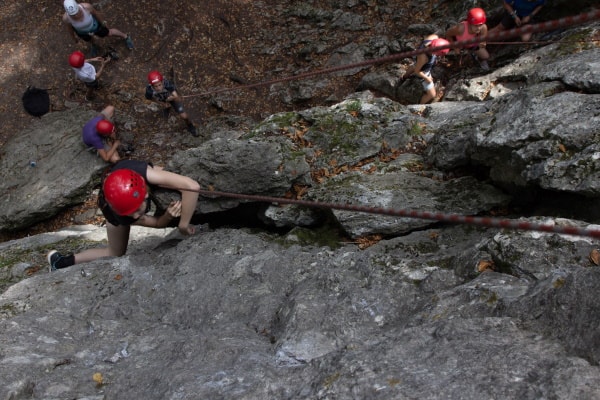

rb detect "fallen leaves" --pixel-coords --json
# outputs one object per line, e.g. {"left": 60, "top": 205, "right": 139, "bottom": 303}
{"left": 93, "top": 372, "right": 104, "bottom": 385}
{"left": 477, "top": 259, "right": 495, "bottom": 273}
{"left": 589, "top": 249, "right": 600, "bottom": 266}
{"left": 355, "top": 234, "right": 383, "bottom": 249}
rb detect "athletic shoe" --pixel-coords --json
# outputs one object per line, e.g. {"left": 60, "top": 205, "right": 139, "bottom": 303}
{"left": 187, "top": 123, "right": 199, "bottom": 137}
{"left": 479, "top": 60, "right": 490, "bottom": 71}
{"left": 125, "top": 35, "right": 134, "bottom": 50}
{"left": 47, "top": 250, "right": 66, "bottom": 272}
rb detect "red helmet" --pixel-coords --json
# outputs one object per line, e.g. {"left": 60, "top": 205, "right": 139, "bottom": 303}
{"left": 467, "top": 8, "right": 487, "bottom": 25}
{"left": 96, "top": 120, "right": 115, "bottom": 136}
{"left": 69, "top": 51, "right": 85, "bottom": 68}
{"left": 147, "top": 70, "right": 163, "bottom": 84}
{"left": 430, "top": 38, "right": 450, "bottom": 56}
{"left": 103, "top": 169, "right": 147, "bottom": 216}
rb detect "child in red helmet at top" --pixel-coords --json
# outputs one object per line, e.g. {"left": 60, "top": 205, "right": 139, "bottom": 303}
{"left": 145, "top": 70, "right": 199, "bottom": 137}
{"left": 47, "top": 159, "right": 201, "bottom": 271}
{"left": 402, "top": 34, "right": 450, "bottom": 104}
{"left": 445, "top": 7, "right": 491, "bottom": 70}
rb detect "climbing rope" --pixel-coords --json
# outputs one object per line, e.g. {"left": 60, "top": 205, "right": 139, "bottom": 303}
{"left": 164, "top": 186, "right": 600, "bottom": 239}
{"left": 182, "top": 8, "right": 600, "bottom": 99}
{"left": 172, "top": 9, "right": 600, "bottom": 239}
{"left": 486, "top": 39, "right": 600, "bottom": 45}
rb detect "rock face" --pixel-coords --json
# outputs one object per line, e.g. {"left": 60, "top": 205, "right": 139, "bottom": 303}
{"left": 0, "top": 109, "right": 102, "bottom": 231}
{"left": 1, "top": 219, "right": 600, "bottom": 399}
{"left": 2, "top": 3, "right": 600, "bottom": 399}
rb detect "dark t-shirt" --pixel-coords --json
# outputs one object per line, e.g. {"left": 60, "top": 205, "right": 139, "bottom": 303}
{"left": 98, "top": 160, "right": 154, "bottom": 226}
{"left": 506, "top": 0, "right": 546, "bottom": 17}
{"left": 145, "top": 79, "right": 177, "bottom": 102}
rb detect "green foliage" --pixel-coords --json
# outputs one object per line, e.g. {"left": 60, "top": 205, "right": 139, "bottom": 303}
{"left": 345, "top": 100, "right": 361, "bottom": 114}
{"left": 408, "top": 121, "right": 424, "bottom": 136}
{"left": 553, "top": 29, "right": 596, "bottom": 56}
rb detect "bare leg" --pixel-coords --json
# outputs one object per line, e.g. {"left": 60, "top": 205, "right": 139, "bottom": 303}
{"left": 74, "top": 223, "right": 130, "bottom": 264}
{"left": 476, "top": 47, "right": 490, "bottom": 61}
{"left": 420, "top": 87, "right": 436, "bottom": 104}
{"left": 108, "top": 28, "right": 128, "bottom": 39}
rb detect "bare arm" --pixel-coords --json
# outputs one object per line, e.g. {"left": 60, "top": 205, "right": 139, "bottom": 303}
{"left": 522, "top": 5, "right": 544, "bottom": 23}
{"left": 445, "top": 23, "right": 463, "bottom": 54}
{"left": 145, "top": 167, "right": 200, "bottom": 235}
{"left": 411, "top": 54, "right": 432, "bottom": 82}
{"left": 83, "top": 3, "right": 105, "bottom": 24}
{"left": 479, "top": 25, "right": 488, "bottom": 47}
{"left": 135, "top": 201, "right": 182, "bottom": 228}
{"left": 93, "top": 58, "right": 110, "bottom": 80}
{"left": 166, "top": 90, "right": 181, "bottom": 102}
{"left": 444, "top": 23, "right": 462, "bottom": 43}
{"left": 97, "top": 139, "right": 120, "bottom": 162}
{"left": 502, "top": 1, "right": 515, "bottom": 15}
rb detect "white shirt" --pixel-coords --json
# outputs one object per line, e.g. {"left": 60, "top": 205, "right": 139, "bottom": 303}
{"left": 73, "top": 62, "right": 96, "bottom": 83}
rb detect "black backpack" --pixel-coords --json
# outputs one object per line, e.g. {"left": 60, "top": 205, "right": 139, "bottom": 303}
{"left": 22, "top": 86, "right": 50, "bottom": 117}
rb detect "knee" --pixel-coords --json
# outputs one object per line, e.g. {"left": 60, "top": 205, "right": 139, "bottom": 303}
{"left": 103, "top": 105, "right": 115, "bottom": 119}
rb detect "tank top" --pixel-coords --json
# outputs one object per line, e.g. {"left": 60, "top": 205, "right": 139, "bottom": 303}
{"left": 67, "top": 6, "right": 99, "bottom": 34}
{"left": 454, "top": 21, "right": 479, "bottom": 49}
{"left": 418, "top": 40, "right": 437, "bottom": 75}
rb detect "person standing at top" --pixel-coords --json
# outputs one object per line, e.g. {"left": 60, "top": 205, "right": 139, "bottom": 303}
{"left": 68, "top": 50, "right": 110, "bottom": 100}
{"left": 402, "top": 35, "right": 450, "bottom": 104}
{"left": 62, "top": 0, "right": 134, "bottom": 56}
{"left": 82, "top": 105, "right": 121, "bottom": 163}
{"left": 47, "top": 160, "right": 201, "bottom": 271}
{"left": 489, "top": 0, "right": 546, "bottom": 42}
{"left": 445, "top": 7, "right": 490, "bottom": 70}
{"left": 145, "top": 70, "right": 199, "bottom": 137}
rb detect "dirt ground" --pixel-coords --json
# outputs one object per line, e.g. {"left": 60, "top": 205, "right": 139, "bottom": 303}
{"left": 0, "top": 0, "right": 433, "bottom": 241}
{"left": 0, "top": 1, "right": 420, "bottom": 145}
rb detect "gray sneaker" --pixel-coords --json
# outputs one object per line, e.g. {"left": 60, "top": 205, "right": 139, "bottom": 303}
{"left": 125, "top": 35, "right": 134, "bottom": 50}
{"left": 479, "top": 60, "right": 490, "bottom": 71}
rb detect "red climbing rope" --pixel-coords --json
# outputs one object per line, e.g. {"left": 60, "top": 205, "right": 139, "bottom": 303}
{"left": 165, "top": 187, "right": 600, "bottom": 239}
{"left": 182, "top": 9, "right": 600, "bottom": 99}
{"left": 172, "top": 9, "right": 600, "bottom": 239}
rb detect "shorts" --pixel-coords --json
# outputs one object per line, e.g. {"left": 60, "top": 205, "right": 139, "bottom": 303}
{"left": 421, "top": 72, "right": 434, "bottom": 91}
{"left": 84, "top": 80, "right": 100, "bottom": 88}
{"left": 76, "top": 23, "right": 109, "bottom": 41}
{"left": 168, "top": 101, "right": 185, "bottom": 114}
